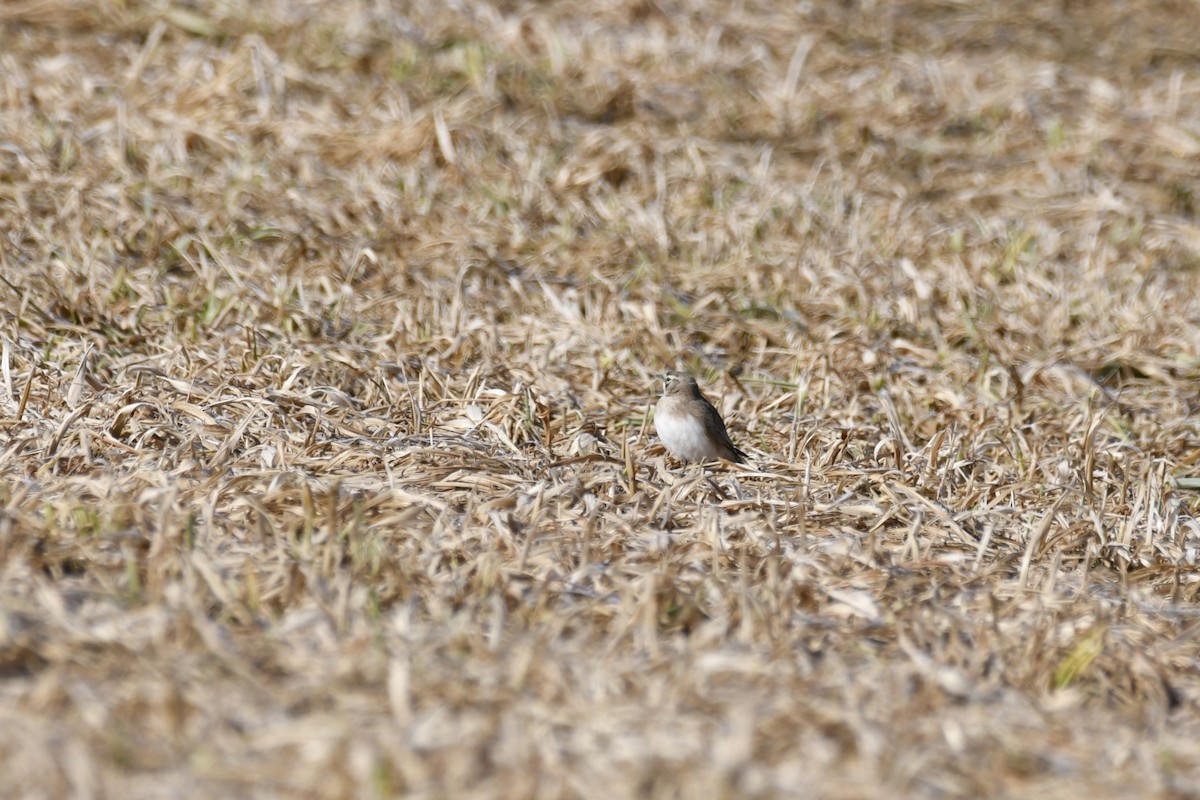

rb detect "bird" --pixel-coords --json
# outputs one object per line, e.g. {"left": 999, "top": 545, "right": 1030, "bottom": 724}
{"left": 654, "top": 371, "right": 748, "bottom": 464}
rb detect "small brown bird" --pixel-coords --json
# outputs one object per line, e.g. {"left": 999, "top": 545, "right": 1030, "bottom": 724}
{"left": 654, "top": 371, "right": 748, "bottom": 464}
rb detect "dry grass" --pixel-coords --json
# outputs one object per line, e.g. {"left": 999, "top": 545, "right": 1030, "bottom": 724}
{"left": 4, "top": 0, "right": 1200, "bottom": 797}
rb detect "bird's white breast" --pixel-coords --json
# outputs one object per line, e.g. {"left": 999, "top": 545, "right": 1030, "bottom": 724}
{"left": 655, "top": 406, "right": 721, "bottom": 462}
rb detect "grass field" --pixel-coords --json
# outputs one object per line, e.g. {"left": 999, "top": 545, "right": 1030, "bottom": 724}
{"left": 4, "top": 0, "right": 1200, "bottom": 797}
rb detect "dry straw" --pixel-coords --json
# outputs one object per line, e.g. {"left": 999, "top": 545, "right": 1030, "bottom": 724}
{"left": 3, "top": 0, "right": 1200, "bottom": 797}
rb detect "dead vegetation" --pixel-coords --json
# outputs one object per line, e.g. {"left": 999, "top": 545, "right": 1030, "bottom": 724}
{"left": 3, "top": 0, "right": 1200, "bottom": 796}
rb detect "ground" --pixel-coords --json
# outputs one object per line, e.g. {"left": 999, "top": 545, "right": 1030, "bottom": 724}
{"left": 3, "top": 0, "right": 1200, "bottom": 797}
